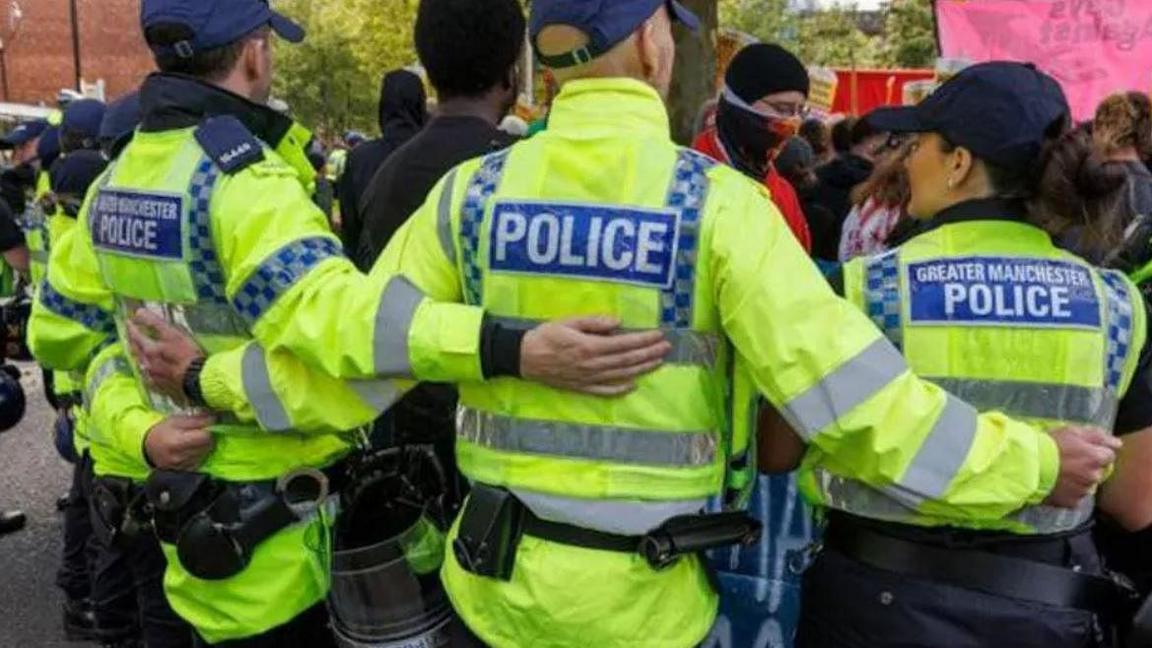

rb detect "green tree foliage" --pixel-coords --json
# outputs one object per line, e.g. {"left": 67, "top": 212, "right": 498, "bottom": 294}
{"left": 719, "top": 0, "right": 937, "bottom": 69}
{"left": 272, "top": 0, "right": 419, "bottom": 138}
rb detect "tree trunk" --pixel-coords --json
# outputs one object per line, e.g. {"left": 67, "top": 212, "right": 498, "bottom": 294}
{"left": 668, "top": 0, "right": 718, "bottom": 145}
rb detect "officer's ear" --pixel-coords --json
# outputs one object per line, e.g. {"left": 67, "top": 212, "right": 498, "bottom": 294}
{"left": 636, "top": 6, "right": 676, "bottom": 99}
{"left": 947, "top": 145, "right": 977, "bottom": 190}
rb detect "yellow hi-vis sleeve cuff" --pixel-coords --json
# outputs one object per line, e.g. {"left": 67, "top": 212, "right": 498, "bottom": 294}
{"left": 407, "top": 299, "right": 485, "bottom": 383}
{"left": 1031, "top": 429, "right": 1060, "bottom": 506}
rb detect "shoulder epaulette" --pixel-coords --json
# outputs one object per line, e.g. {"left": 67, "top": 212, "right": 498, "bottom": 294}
{"left": 193, "top": 115, "right": 266, "bottom": 175}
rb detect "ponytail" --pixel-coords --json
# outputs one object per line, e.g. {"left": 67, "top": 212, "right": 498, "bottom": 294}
{"left": 1025, "top": 126, "right": 1130, "bottom": 252}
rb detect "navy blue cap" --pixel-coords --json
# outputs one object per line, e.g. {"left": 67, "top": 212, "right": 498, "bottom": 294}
{"left": 530, "top": 0, "right": 699, "bottom": 69}
{"left": 99, "top": 92, "right": 142, "bottom": 145}
{"left": 141, "top": 0, "right": 305, "bottom": 57}
{"left": 49, "top": 150, "right": 109, "bottom": 198}
{"left": 866, "top": 61, "right": 1070, "bottom": 170}
{"left": 0, "top": 119, "right": 48, "bottom": 149}
{"left": 37, "top": 126, "right": 60, "bottom": 164}
{"left": 62, "top": 99, "right": 107, "bottom": 141}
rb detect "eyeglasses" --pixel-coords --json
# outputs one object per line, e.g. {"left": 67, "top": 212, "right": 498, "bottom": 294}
{"left": 762, "top": 101, "right": 810, "bottom": 119}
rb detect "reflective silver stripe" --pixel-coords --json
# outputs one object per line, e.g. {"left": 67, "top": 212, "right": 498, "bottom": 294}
{"left": 372, "top": 275, "right": 424, "bottom": 377}
{"left": 346, "top": 379, "right": 401, "bottom": 414}
{"left": 780, "top": 338, "right": 909, "bottom": 441}
{"left": 29, "top": 249, "right": 49, "bottom": 264}
{"left": 458, "top": 408, "right": 717, "bottom": 467}
{"left": 436, "top": 169, "right": 458, "bottom": 265}
{"left": 512, "top": 489, "right": 707, "bottom": 535}
{"left": 83, "top": 356, "right": 131, "bottom": 411}
{"left": 928, "top": 377, "right": 1117, "bottom": 427}
{"left": 896, "top": 394, "right": 977, "bottom": 501}
{"left": 487, "top": 315, "right": 720, "bottom": 367}
{"left": 1011, "top": 496, "right": 1096, "bottom": 534}
{"left": 241, "top": 344, "right": 291, "bottom": 432}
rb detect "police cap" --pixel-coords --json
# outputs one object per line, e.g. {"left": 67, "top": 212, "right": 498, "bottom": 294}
{"left": 141, "top": 0, "right": 305, "bottom": 58}
{"left": 866, "top": 61, "right": 1070, "bottom": 170}
{"left": 530, "top": 0, "right": 700, "bottom": 69}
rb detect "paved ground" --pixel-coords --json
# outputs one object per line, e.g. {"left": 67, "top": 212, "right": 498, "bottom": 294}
{"left": 0, "top": 364, "right": 76, "bottom": 648}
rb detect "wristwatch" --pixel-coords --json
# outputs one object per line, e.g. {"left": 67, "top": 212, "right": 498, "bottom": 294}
{"left": 182, "top": 356, "right": 207, "bottom": 407}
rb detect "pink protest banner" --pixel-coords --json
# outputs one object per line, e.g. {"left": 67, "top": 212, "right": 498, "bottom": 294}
{"left": 934, "top": 0, "right": 1152, "bottom": 120}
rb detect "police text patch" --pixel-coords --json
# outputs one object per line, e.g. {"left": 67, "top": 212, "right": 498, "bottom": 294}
{"left": 908, "top": 257, "right": 1100, "bottom": 328}
{"left": 91, "top": 189, "right": 184, "bottom": 261}
{"left": 489, "top": 201, "right": 680, "bottom": 288}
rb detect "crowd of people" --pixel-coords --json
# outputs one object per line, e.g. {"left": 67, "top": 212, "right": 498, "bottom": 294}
{"left": 1, "top": 0, "right": 1152, "bottom": 646}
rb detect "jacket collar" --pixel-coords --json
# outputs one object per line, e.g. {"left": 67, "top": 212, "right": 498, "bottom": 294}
{"left": 139, "top": 73, "right": 293, "bottom": 148}
{"left": 917, "top": 197, "right": 1029, "bottom": 237}
{"left": 546, "top": 78, "right": 671, "bottom": 141}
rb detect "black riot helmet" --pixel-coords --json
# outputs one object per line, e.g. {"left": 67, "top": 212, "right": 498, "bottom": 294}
{"left": 0, "top": 364, "right": 25, "bottom": 432}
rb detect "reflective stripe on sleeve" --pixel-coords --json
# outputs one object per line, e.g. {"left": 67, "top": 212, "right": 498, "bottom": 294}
{"left": 82, "top": 355, "right": 131, "bottom": 412}
{"left": 458, "top": 408, "right": 717, "bottom": 467}
{"left": 241, "top": 344, "right": 291, "bottom": 432}
{"left": 39, "top": 280, "right": 116, "bottom": 336}
{"left": 346, "top": 379, "right": 401, "bottom": 414}
{"left": 372, "top": 275, "right": 425, "bottom": 377}
{"left": 779, "top": 338, "right": 909, "bottom": 441}
{"left": 232, "top": 237, "right": 344, "bottom": 325}
{"left": 895, "top": 394, "right": 977, "bottom": 501}
{"left": 436, "top": 169, "right": 458, "bottom": 265}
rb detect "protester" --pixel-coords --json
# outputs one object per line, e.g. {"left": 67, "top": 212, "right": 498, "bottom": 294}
{"left": 829, "top": 115, "right": 856, "bottom": 156}
{"left": 337, "top": 68, "right": 428, "bottom": 254}
{"left": 812, "top": 116, "right": 889, "bottom": 251}
{"left": 800, "top": 117, "right": 833, "bottom": 166}
{"left": 1092, "top": 92, "right": 1152, "bottom": 272}
{"left": 837, "top": 135, "right": 911, "bottom": 261}
{"left": 353, "top": 0, "right": 524, "bottom": 526}
{"left": 692, "top": 43, "right": 812, "bottom": 251}
{"left": 355, "top": 0, "right": 520, "bottom": 268}
{"left": 776, "top": 137, "right": 838, "bottom": 262}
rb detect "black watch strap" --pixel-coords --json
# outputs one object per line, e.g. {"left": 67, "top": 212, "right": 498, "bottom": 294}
{"left": 182, "top": 357, "right": 207, "bottom": 407}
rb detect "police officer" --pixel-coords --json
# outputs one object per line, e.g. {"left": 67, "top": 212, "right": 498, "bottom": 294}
{"left": 128, "top": 3, "right": 1116, "bottom": 646}
{"left": 153, "top": 4, "right": 1123, "bottom": 646}
{"left": 27, "top": 0, "right": 671, "bottom": 644}
{"left": 758, "top": 63, "right": 1152, "bottom": 647}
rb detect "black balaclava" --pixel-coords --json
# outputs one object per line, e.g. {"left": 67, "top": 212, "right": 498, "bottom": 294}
{"left": 716, "top": 44, "right": 810, "bottom": 180}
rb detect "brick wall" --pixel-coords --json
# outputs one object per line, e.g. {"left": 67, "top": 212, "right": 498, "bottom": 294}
{"left": 1, "top": 0, "right": 154, "bottom": 105}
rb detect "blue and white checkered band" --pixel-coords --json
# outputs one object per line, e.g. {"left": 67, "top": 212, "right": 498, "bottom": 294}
{"left": 186, "top": 157, "right": 228, "bottom": 304}
{"left": 460, "top": 150, "right": 510, "bottom": 306}
{"left": 1100, "top": 270, "right": 1135, "bottom": 393}
{"left": 232, "top": 237, "right": 344, "bottom": 325}
{"left": 864, "top": 250, "right": 903, "bottom": 350}
{"left": 660, "top": 149, "right": 716, "bottom": 328}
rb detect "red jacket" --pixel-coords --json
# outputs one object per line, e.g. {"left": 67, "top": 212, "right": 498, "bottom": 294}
{"left": 692, "top": 129, "right": 812, "bottom": 252}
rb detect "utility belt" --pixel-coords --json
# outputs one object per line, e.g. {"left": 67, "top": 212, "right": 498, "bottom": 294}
{"left": 144, "top": 460, "right": 348, "bottom": 581}
{"left": 91, "top": 475, "right": 151, "bottom": 550}
{"left": 451, "top": 483, "right": 762, "bottom": 581}
{"left": 823, "top": 516, "right": 1140, "bottom": 623}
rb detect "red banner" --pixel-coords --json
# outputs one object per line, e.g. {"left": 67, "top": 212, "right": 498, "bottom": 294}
{"left": 934, "top": 0, "right": 1152, "bottom": 120}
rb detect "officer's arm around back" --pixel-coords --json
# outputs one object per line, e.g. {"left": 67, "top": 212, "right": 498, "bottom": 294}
{"left": 706, "top": 169, "right": 1060, "bottom": 521}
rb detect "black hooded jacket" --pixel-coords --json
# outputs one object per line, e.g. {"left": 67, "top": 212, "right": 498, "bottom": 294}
{"left": 337, "top": 70, "right": 427, "bottom": 254}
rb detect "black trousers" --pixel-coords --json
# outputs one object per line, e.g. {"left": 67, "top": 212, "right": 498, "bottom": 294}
{"left": 88, "top": 484, "right": 193, "bottom": 647}
{"left": 796, "top": 548, "right": 1106, "bottom": 648}
{"left": 55, "top": 452, "right": 95, "bottom": 602}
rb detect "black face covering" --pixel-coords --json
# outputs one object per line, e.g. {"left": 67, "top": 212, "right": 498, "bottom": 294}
{"left": 0, "top": 163, "right": 36, "bottom": 214}
{"left": 715, "top": 94, "right": 799, "bottom": 180}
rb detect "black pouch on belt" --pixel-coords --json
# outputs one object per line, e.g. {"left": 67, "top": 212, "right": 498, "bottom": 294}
{"left": 92, "top": 476, "right": 147, "bottom": 549}
{"left": 451, "top": 483, "right": 524, "bottom": 582}
{"left": 144, "top": 470, "right": 218, "bottom": 544}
